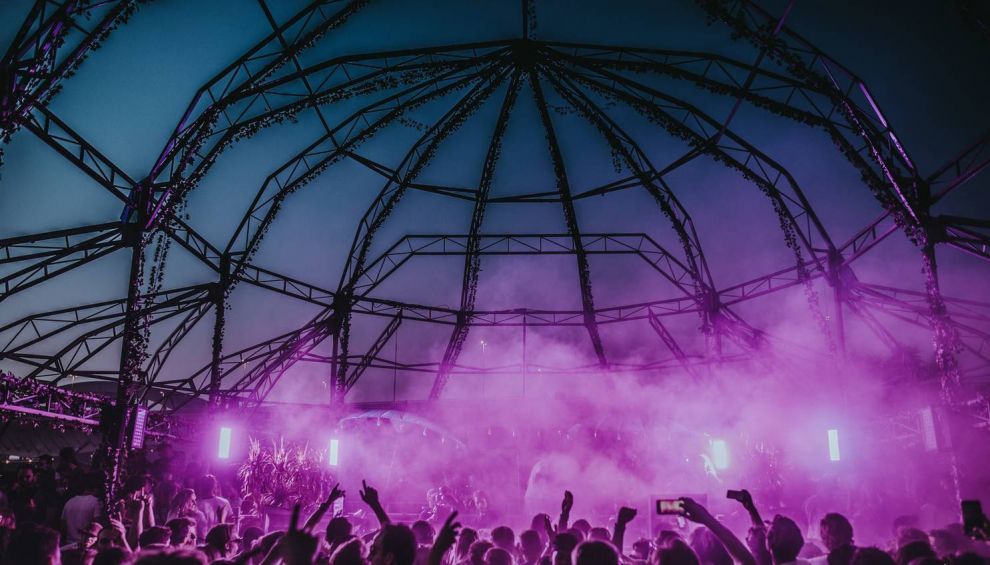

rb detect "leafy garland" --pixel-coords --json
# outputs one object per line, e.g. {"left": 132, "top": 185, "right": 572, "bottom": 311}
{"left": 1, "top": 1, "right": 150, "bottom": 171}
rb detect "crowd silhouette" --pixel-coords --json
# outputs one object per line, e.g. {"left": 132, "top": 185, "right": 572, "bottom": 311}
{"left": 0, "top": 446, "right": 987, "bottom": 565}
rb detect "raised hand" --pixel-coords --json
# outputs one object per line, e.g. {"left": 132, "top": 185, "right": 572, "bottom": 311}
{"left": 360, "top": 479, "right": 391, "bottom": 525}
{"left": 305, "top": 482, "right": 345, "bottom": 531}
{"left": 734, "top": 489, "right": 755, "bottom": 510}
{"left": 327, "top": 483, "right": 345, "bottom": 504}
{"left": 279, "top": 504, "right": 320, "bottom": 565}
{"left": 360, "top": 480, "right": 380, "bottom": 507}
{"left": 730, "top": 489, "right": 763, "bottom": 526}
{"left": 681, "top": 497, "right": 714, "bottom": 526}
{"left": 561, "top": 490, "right": 574, "bottom": 515}
{"left": 617, "top": 506, "right": 637, "bottom": 525}
{"left": 435, "top": 512, "right": 461, "bottom": 553}
{"left": 542, "top": 513, "right": 558, "bottom": 541}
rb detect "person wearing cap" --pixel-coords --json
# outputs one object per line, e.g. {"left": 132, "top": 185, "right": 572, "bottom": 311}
{"left": 200, "top": 522, "right": 240, "bottom": 562}
{"left": 60, "top": 521, "right": 102, "bottom": 565}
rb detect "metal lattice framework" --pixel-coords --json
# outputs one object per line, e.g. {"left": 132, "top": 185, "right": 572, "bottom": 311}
{"left": 1, "top": 0, "right": 989, "bottom": 443}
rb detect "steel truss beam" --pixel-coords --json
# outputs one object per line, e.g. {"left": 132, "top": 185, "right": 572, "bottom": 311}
{"left": 1, "top": 285, "right": 211, "bottom": 382}
{"left": 331, "top": 66, "right": 513, "bottom": 399}
{"left": 1, "top": 1, "right": 142, "bottom": 147}
{"left": 648, "top": 311, "right": 702, "bottom": 380}
{"left": 0, "top": 222, "right": 123, "bottom": 299}
{"left": 695, "top": 0, "right": 920, "bottom": 222}
{"left": 2, "top": 1, "right": 987, "bottom": 422}
{"left": 147, "top": 41, "right": 513, "bottom": 229}
{"left": 431, "top": 72, "right": 522, "bottom": 399}
{"left": 529, "top": 67, "right": 608, "bottom": 369}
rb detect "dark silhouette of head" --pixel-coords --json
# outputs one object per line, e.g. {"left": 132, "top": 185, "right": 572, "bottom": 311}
{"left": 929, "top": 528, "right": 964, "bottom": 558}
{"left": 330, "top": 537, "right": 366, "bottom": 565}
{"left": 633, "top": 538, "right": 653, "bottom": 561}
{"left": 572, "top": 519, "right": 592, "bottom": 538}
{"left": 411, "top": 520, "right": 435, "bottom": 545}
{"left": 657, "top": 530, "right": 685, "bottom": 549}
{"left": 485, "top": 547, "right": 514, "bottom": 565}
{"left": 457, "top": 528, "right": 479, "bottom": 560}
{"left": 821, "top": 513, "right": 855, "bottom": 552}
{"left": 469, "top": 540, "right": 494, "bottom": 565}
{"left": 851, "top": 547, "right": 896, "bottom": 565}
{"left": 369, "top": 523, "right": 417, "bottom": 565}
{"left": 895, "top": 528, "right": 929, "bottom": 550}
{"left": 326, "top": 516, "right": 353, "bottom": 548}
{"left": 165, "top": 517, "right": 196, "bottom": 547}
{"left": 3, "top": 523, "right": 60, "bottom": 565}
{"left": 689, "top": 526, "right": 732, "bottom": 565}
{"left": 133, "top": 548, "right": 209, "bottom": 565}
{"left": 768, "top": 515, "right": 804, "bottom": 564}
{"left": 520, "top": 529, "right": 544, "bottom": 562}
{"left": 139, "top": 526, "right": 172, "bottom": 548}
{"left": 492, "top": 525, "right": 515, "bottom": 551}
{"left": 655, "top": 539, "right": 701, "bottom": 565}
{"left": 92, "top": 547, "right": 132, "bottom": 565}
{"left": 555, "top": 532, "right": 580, "bottom": 556}
{"left": 195, "top": 475, "right": 220, "bottom": 500}
{"left": 575, "top": 540, "right": 619, "bottom": 565}
{"left": 532, "top": 513, "right": 552, "bottom": 540}
{"left": 204, "top": 523, "right": 238, "bottom": 558}
{"left": 589, "top": 527, "right": 611, "bottom": 542}
{"left": 895, "top": 541, "right": 935, "bottom": 565}
{"left": 241, "top": 526, "right": 264, "bottom": 552}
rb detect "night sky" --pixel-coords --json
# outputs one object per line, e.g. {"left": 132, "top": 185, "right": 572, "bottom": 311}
{"left": 1, "top": 0, "right": 988, "bottom": 404}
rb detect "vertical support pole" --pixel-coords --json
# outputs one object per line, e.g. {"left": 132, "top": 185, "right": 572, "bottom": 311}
{"left": 922, "top": 239, "right": 962, "bottom": 502}
{"left": 103, "top": 183, "right": 149, "bottom": 506}
{"left": 829, "top": 251, "right": 847, "bottom": 361}
{"left": 209, "top": 254, "right": 230, "bottom": 410}
{"left": 522, "top": 313, "right": 527, "bottom": 396}
{"left": 330, "top": 330, "right": 342, "bottom": 405}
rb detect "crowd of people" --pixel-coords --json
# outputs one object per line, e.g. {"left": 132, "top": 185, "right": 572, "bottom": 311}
{"left": 0, "top": 445, "right": 987, "bottom": 565}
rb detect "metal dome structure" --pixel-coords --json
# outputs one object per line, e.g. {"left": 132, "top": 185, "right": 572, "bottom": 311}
{"left": 1, "top": 0, "right": 988, "bottom": 476}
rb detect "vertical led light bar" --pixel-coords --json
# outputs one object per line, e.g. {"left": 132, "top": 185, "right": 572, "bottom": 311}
{"left": 218, "top": 427, "right": 232, "bottom": 459}
{"left": 827, "top": 429, "right": 840, "bottom": 461}
{"left": 130, "top": 407, "right": 148, "bottom": 449}
{"left": 328, "top": 438, "right": 339, "bottom": 466}
{"left": 711, "top": 439, "right": 729, "bottom": 470}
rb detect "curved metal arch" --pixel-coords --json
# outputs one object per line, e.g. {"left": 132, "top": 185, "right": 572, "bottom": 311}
{"left": 148, "top": 42, "right": 515, "bottom": 229}
{"left": 431, "top": 72, "right": 523, "bottom": 399}
{"left": 1, "top": 0, "right": 145, "bottom": 147}
{"left": 333, "top": 65, "right": 515, "bottom": 395}
{"left": 528, "top": 68, "right": 609, "bottom": 370}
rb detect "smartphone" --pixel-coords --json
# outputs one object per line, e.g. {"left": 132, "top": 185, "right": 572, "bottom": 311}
{"left": 962, "top": 500, "right": 984, "bottom": 538}
{"left": 657, "top": 499, "right": 685, "bottom": 515}
{"left": 726, "top": 490, "right": 745, "bottom": 502}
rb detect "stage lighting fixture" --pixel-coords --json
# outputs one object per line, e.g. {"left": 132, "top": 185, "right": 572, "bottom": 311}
{"left": 130, "top": 407, "right": 148, "bottom": 449}
{"left": 827, "top": 429, "right": 840, "bottom": 461}
{"left": 711, "top": 439, "right": 729, "bottom": 470}
{"left": 919, "top": 407, "right": 938, "bottom": 451}
{"left": 218, "top": 427, "right": 232, "bottom": 459}
{"left": 328, "top": 438, "right": 339, "bottom": 466}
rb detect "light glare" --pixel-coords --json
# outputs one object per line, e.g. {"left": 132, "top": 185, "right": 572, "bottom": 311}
{"left": 218, "top": 427, "right": 232, "bottom": 459}
{"left": 711, "top": 439, "right": 729, "bottom": 470}
{"left": 828, "top": 428, "right": 840, "bottom": 461}
{"left": 328, "top": 438, "right": 339, "bottom": 466}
